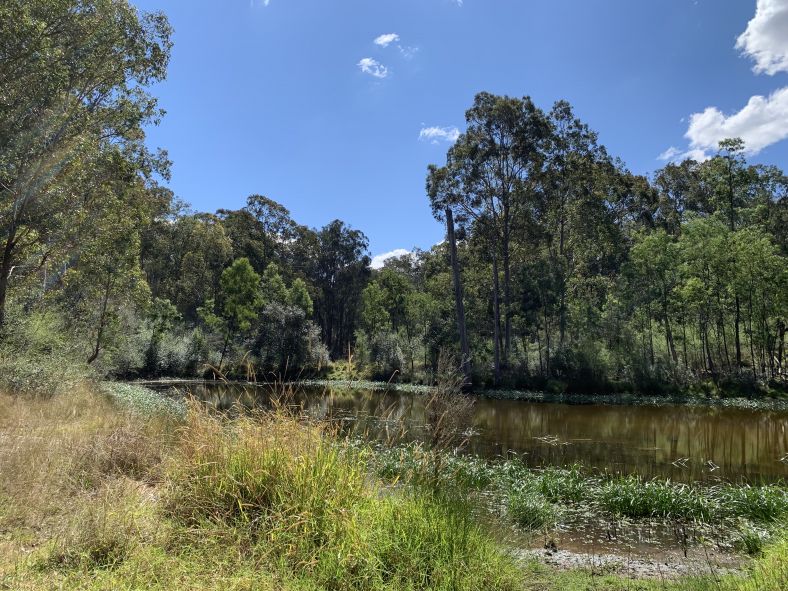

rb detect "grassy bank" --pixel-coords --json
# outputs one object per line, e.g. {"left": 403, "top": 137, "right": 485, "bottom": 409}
{"left": 0, "top": 383, "right": 518, "bottom": 590}
{"left": 1, "top": 382, "right": 786, "bottom": 590}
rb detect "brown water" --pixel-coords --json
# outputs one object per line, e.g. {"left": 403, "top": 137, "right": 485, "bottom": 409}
{"left": 155, "top": 382, "right": 788, "bottom": 483}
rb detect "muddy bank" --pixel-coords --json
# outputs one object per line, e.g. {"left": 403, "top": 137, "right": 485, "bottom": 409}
{"left": 515, "top": 546, "right": 745, "bottom": 580}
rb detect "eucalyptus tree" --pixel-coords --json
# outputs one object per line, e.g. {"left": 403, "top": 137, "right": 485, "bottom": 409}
{"left": 428, "top": 93, "right": 549, "bottom": 382}
{"left": 305, "top": 220, "right": 370, "bottom": 358}
{"left": 540, "top": 101, "right": 612, "bottom": 346}
{"left": 142, "top": 213, "right": 233, "bottom": 320}
{"left": 427, "top": 164, "right": 471, "bottom": 380}
{"left": 0, "top": 0, "right": 171, "bottom": 329}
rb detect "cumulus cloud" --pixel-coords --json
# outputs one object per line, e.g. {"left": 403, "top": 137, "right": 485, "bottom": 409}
{"left": 371, "top": 249, "right": 411, "bottom": 270}
{"left": 736, "top": 0, "right": 788, "bottom": 75}
{"left": 374, "top": 33, "right": 400, "bottom": 48}
{"left": 357, "top": 57, "right": 388, "bottom": 79}
{"left": 683, "top": 87, "right": 788, "bottom": 156}
{"left": 660, "top": 0, "right": 788, "bottom": 161}
{"left": 418, "top": 126, "right": 460, "bottom": 144}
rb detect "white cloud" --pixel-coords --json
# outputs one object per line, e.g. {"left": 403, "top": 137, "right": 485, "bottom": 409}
{"left": 418, "top": 126, "right": 460, "bottom": 144}
{"left": 657, "top": 146, "right": 682, "bottom": 161}
{"left": 736, "top": 0, "right": 788, "bottom": 75}
{"left": 374, "top": 33, "right": 399, "bottom": 48}
{"left": 684, "top": 86, "right": 788, "bottom": 156}
{"left": 371, "top": 249, "right": 411, "bottom": 270}
{"left": 660, "top": 0, "right": 788, "bottom": 161}
{"left": 357, "top": 57, "right": 388, "bottom": 78}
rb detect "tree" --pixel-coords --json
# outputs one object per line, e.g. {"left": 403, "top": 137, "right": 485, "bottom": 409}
{"left": 427, "top": 165, "right": 471, "bottom": 381}
{"left": 200, "top": 258, "right": 262, "bottom": 371}
{"left": 289, "top": 278, "right": 313, "bottom": 317}
{"left": 307, "top": 220, "right": 370, "bottom": 357}
{"left": 144, "top": 297, "right": 181, "bottom": 374}
{"left": 0, "top": 0, "right": 171, "bottom": 329}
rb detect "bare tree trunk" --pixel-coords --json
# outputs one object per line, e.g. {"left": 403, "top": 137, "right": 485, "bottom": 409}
{"left": 87, "top": 271, "right": 114, "bottom": 364}
{"left": 735, "top": 296, "right": 742, "bottom": 372}
{"left": 0, "top": 227, "right": 17, "bottom": 331}
{"left": 777, "top": 320, "right": 785, "bottom": 379}
{"left": 681, "top": 320, "right": 689, "bottom": 370}
{"left": 748, "top": 292, "right": 757, "bottom": 380}
{"left": 491, "top": 251, "right": 502, "bottom": 385}
{"left": 663, "top": 294, "right": 677, "bottom": 363}
{"left": 445, "top": 207, "right": 471, "bottom": 382}
{"left": 543, "top": 307, "right": 551, "bottom": 376}
{"left": 219, "top": 332, "right": 231, "bottom": 372}
{"left": 503, "top": 200, "right": 512, "bottom": 366}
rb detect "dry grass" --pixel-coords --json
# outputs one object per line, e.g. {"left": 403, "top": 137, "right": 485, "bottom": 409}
{"left": 0, "top": 385, "right": 172, "bottom": 579}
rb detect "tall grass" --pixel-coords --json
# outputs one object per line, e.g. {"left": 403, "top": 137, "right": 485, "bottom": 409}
{"left": 165, "top": 402, "right": 519, "bottom": 590}
{"left": 1, "top": 385, "right": 520, "bottom": 591}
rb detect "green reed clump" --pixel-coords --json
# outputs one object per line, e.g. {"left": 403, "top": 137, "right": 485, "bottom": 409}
{"left": 600, "top": 476, "right": 718, "bottom": 520}
{"left": 103, "top": 382, "right": 186, "bottom": 419}
{"left": 716, "top": 483, "right": 788, "bottom": 522}
{"left": 528, "top": 464, "right": 589, "bottom": 503}
{"left": 507, "top": 488, "right": 560, "bottom": 530}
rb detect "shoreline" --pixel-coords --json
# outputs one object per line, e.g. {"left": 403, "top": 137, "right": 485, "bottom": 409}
{"left": 133, "top": 377, "right": 788, "bottom": 411}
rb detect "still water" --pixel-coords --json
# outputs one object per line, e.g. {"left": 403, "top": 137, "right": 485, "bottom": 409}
{"left": 153, "top": 382, "right": 788, "bottom": 483}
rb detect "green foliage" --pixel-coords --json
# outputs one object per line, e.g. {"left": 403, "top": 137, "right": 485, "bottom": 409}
{"left": 219, "top": 258, "right": 263, "bottom": 334}
{"left": 0, "top": 308, "right": 92, "bottom": 396}
{"left": 289, "top": 278, "right": 313, "bottom": 317}
{"left": 599, "top": 477, "right": 717, "bottom": 520}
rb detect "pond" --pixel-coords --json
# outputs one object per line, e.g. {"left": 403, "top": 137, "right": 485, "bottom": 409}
{"left": 148, "top": 381, "right": 788, "bottom": 484}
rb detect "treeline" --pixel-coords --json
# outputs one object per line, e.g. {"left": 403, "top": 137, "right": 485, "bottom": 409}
{"left": 1, "top": 1, "right": 786, "bottom": 394}
{"left": 419, "top": 94, "right": 787, "bottom": 393}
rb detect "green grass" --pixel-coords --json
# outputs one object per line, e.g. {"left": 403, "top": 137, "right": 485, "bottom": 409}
{"left": 371, "top": 446, "right": 788, "bottom": 530}
{"left": 599, "top": 476, "right": 718, "bottom": 521}
{"left": 508, "top": 490, "right": 560, "bottom": 530}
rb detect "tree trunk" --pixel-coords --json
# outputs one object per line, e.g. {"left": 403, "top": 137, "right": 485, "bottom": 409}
{"left": 681, "top": 320, "right": 689, "bottom": 370}
{"left": 219, "top": 332, "right": 231, "bottom": 372}
{"left": 445, "top": 207, "right": 471, "bottom": 382}
{"left": 734, "top": 296, "right": 742, "bottom": 372}
{"left": 87, "top": 271, "right": 113, "bottom": 364}
{"left": 0, "top": 226, "right": 17, "bottom": 331}
{"left": 662, "top": 293, "right": 677, "bottom": 363}
{"left": 491, "top": 250, "right": 502, "bottom": 385}
{"left": 503, "top": 200, "right": 512, "bottom": 366}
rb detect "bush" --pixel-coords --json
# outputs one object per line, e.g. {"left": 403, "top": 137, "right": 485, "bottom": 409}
{"left": 0, "top": 309, "right": 92, "bottom": 397}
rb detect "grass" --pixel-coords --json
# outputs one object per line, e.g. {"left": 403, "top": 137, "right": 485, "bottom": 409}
{"left": 369, "top": 442, "right": 788, "bottom": 566}
{"left": 0, "top": 383, "right": 520, "bottom": 591}
{"left": 1, "top": 381, "right": 787, "bottom": 590}
{"left": 599, "top": 477, "right": 719, "bottom": 521}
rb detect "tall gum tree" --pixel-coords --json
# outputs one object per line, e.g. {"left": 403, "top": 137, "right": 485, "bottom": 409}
{"left": 0, "top": 0, "right": 171, "bottom": 330}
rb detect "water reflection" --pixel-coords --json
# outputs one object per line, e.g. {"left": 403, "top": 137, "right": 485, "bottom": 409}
{"left": 156, "top": 382, "right": 788, "bottom": 483}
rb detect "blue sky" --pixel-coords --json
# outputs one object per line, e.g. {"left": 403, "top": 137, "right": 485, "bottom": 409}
{"left": 132, "top": 0, "right": 788, "bottom": 265}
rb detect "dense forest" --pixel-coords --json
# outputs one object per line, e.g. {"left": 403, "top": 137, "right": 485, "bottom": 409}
{"left": 2, "top": 0, "right": 786, "bottom": 396}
